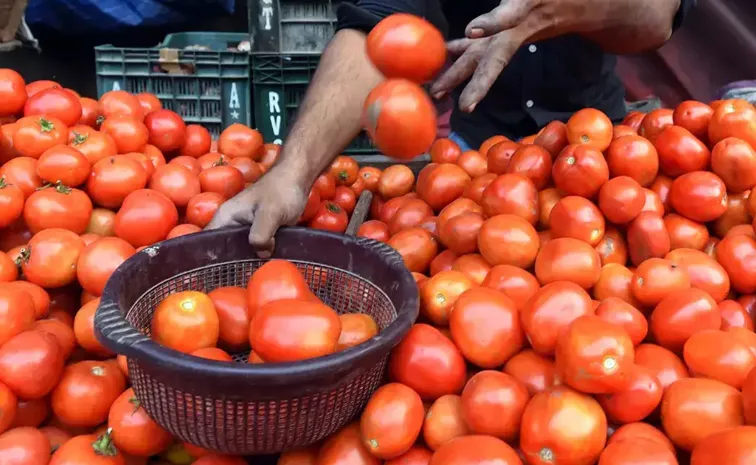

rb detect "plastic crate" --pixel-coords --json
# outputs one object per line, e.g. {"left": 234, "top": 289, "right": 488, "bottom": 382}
{"left": 251, "top": 53, "right": 380, "bottom": 155}
{"left": 248, "top": 0, "right": 338, "bottom": 54}
{"left": 95, "top": 32, "right": 252, "bottom": 137}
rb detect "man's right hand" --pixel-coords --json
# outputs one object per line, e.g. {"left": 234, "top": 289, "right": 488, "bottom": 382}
{"left": 204, "top": 167, "right": 309, "bottom": 256}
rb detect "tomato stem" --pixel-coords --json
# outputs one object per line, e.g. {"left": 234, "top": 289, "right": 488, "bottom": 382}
{"left": 325, "top": 202, "right": 342, "bottom": 214}
{"left": 38, "top": 118, "right": 55, "bottom": 133}
{"left": 15, "top": 247, "right": 30, "bottom": 266}
{"left": 91, "top": 428, "right": 118, "bottom": 456}
{"left": 212, "top": 157, "right": 227, "bottom": 167}
{"left": 71, "top": 131, "right": 88, "bottom": 146}
{"left": 95, "top": 115, "right": 105, "bottom": 127}
{"left": 129, "top": 396, "right": 141, "bottom": 415}
{"left": 52, "top": 181, "right": 72, "bottom": 194}
{"left": 0, "top": 176, "right": 6, "bottom": 189}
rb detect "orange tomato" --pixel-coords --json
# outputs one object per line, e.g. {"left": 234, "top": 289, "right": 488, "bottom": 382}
{"left": 150, "top": 291, "right": 219, "bottom": 354}
{"left": 360, "top": 383, "right": 424, "bottom": 459}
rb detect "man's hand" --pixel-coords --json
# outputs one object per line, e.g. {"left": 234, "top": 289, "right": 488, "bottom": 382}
{"left": 205, "top": 167, "right": 308, "bottom": 256}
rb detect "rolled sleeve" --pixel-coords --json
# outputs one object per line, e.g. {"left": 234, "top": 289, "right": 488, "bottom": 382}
{"left": 335, "top": 0, "right": 447, "bottom": 37}
{"left": 672, "top": 0, "right": 696, "bottom": 31}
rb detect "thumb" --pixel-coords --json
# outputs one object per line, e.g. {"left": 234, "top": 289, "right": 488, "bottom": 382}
{"left": 247, "top": 206, "right": 282, "bottom": 255}
{"left": 466, "top": 2, "right": 534, "bottom": 38}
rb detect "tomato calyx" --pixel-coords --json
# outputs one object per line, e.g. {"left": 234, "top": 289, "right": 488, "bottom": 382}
{"left": 336, "top": 171, "right": 349, "bottom": 183}
{"left": 38, "top": 117, "right": 55, "bottom": 133}
{"left": 212, "top": 157, "right": 228, "bottom": 167}
{"left": 325, "top": 202, "right": 343, "bottom": 214}
{"left": 129, "top": 396, "right": 142, "bottom": 414}
{"left": 71, "top": 131, "right": 89, "bottom": 146}
{"left": 0, "top": 176, "right": 7, "bottom": 189}
{"left": 95, "top": 115, "right": 106, "bottom": 127}
{"left": 37, "top": 181, "right": 73, "bottom": 195}
{"left": 91, "top": 428, "right": 119, "bottom": 457}
{"left": 15, "top": 247, "right": 30, "bottom": 266}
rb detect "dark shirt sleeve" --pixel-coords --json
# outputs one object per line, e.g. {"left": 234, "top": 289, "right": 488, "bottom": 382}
{"left": 335, "top": 0, "right": 448, "bottom": 38}
{"left": 673, "top": 0, "right": 696, "bottom": 31}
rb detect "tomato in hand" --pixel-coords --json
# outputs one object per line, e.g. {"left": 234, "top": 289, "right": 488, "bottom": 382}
{"left": 360, "top": 383, "right": 424, "bottom": 459}
{"left": 309, "top": 201, "right": 349, "bottom": 233}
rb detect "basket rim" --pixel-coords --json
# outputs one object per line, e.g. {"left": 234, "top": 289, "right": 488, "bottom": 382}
{"left": 94, "top": 225, "right": 419, "bottom": 386}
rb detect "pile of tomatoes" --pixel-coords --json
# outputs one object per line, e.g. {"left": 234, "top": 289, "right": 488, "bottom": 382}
{"left": 0, "top": 69, "right": 368, "bottom": 465}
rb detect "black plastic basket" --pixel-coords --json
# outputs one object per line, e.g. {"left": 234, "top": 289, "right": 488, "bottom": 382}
{"left": 93, "top": 212, "right": 417, "bottom": 455}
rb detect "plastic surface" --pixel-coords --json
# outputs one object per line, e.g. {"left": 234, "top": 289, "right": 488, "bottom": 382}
{"left": 95, "top": 31, "right": 251, "bottom": 136}
{"left": 251, "top": 53, "right": 379, "bottom": 155}
{"left": 93, "top": 211, "right": 418, "bottom": 455}
{"left": 248, "top": 0, "right": 337, "bottom": 54}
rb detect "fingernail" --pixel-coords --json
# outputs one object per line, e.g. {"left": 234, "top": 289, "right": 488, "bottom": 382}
{"left": 468, "top": 28, "right": 484, "bottom": 38}
{"left": 466, "top": 102, "right": 477, "bottom": 113}
{"left": 433, "top": 92, "right": 446, "bottom": 100}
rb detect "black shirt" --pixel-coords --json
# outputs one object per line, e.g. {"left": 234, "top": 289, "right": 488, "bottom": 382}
{"left": 336, "top": 0, "right": 694, "bottom": 148}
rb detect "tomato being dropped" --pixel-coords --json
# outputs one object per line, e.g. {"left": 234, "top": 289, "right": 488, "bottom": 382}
{"left": 143, "top": 109, "right": 186, "bottom": 153}
{"left": 363, "top": 79, "right": 436, "bottom": 160}
{"left": 309, "top": 201, "right": 349, "bottom": 233}
{"left": 565, "top": 108, "right": 613, "bottom": 152}
{"left": 461, "top": 371, "right": 529, "bottom": 440}
{"left": 12, "top": 116, "right": 68, "bottom": 159}
{"left": 113, "top": 189, "right": 179, "bottom": 247}
{"left": 23, "top": 87, "right": 82, "bottom": 127}
{"left": 100, "top": 116, "right": 149, "bottom": 154}
{"left": 151, "top": 290, "right": 219, "bottom": 354}
{"left": 23, "top": 183, "right": 93, "bottom": 234}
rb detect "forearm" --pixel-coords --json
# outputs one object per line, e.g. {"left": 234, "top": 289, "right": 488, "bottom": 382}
{"left": 271, "top": 28, "right": 383, "bottom": 187}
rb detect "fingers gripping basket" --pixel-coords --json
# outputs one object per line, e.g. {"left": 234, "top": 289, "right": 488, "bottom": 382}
{"left": 93, "top": 225, "right": 418, "bottom": 455}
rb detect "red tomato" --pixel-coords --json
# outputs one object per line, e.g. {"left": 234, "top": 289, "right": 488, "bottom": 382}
{"left": 113, "top": 189, "right": 179, "bottom": 247}
{"left": 23, "top": 88, "right": 82, "bottom": 127}
{"left": 549, "top": 195, "right": 606, "bottom": 245}
{"left": 309, "top": 201, "right": 349, "bottom": 233}
{"left": 87, "top": 155, "right": 148, "bottom": 208}
{"left": 430, "top": 138, "right": 462, "bottom": 164}
{"left": 363, "top": 79, "right": 436, "bottom": 160}
{"left": 640, "top": 108, "right": 674, "bottom": 142}
{"left": 135, "top": 93, "right": 162, "bottom": 114}
{"left": 143, "top": 109, "right": 186, "bottom": 153}
{"left": 23, "top": 183, "right": 92, "bottom": 234}
{"left": 461, "top": 371, "right": 529, "bottom": 440}
{"left": 0, "top": 177, "right": 24, "bottom": 227}
{"left": 387, "top": 228, "right": 438, "bottom": 273}
{"left": 199, "top": 164, "right": 245, "bottom": 199}
{"left": 151, "top": 291, "right": 219, "bottom": 353}
{"left": 429, "top": 435, "right": 521, "bottom": 465}
{"left": 565, "top": 108, "right": 613, "bottom": 152}
{"left": 711, "top": 136, "right": 756, "bottom": 193}
{"left": 50, "top": 430, "right": 126, "bottom": 465}
{"left": 76, "top": 237, "right": 136, "bottom": 296}
{"left": 333, "top": 186, "right": 357, "bottom": 215}
{"left": 357, "top": 220, "right": 390, "bottom": 242}
{"left": 360, "top": 383, "right": 424, "bottom": 459}
{"left": 98, "top": 90, "right": 143, "bottom": 121}
{"left": 415, "top": 163, "right": 470, "bottom": 212}
{"left": 317, "top": 423, "right": 380, "bottom": 465}
{"left": 218, "top": 123, "right": 263, "bottom": 159}
{"left": 486, "top": 140, "right": 520, "bottom": 174}
{"left": 108, "top": 388, "right": 172, "bottom": 456}
{"left": 673, "top": 100, "right": 714, "bottom": 141}
{"left": 599, "top": 438, "right": 677, "bottom": 465}
{"left": 36, "top": 144, "right": 90, "bottom": 187}
{"left": 100, "top": 116, "right": 149, "bottom": 154}
{"left": 627, "top": 211, "right": 671, "bottom": 265}
{"left": 149, "top": 164, "right": 201, "bottom": 208}
{"left": 683, "top": 329, "right": 756, "bottom": 389}
{"left": 716, "top": 234, "right": 756, "bottom": 294}
{"left": 535, "top": 120, "right": 569, "bottom": 158}
{"left": 708, "top": 99, "right": 756, "bottom": 149}
{"left": 229, "top": 157, "right": 263, "bottom": 183}
{"left": 654, "top": 125, "right": 711, "bottom": 177}
{"left": 0, "top": 427, "right": 50, "bottom": 465}
{"left": 20, "top": 228, "right": 85, "bottom": 288}
{"left": 609, "top": 423, "right": 674, "bottom": 452}
{"left": 179, "top": 124, "right": 211, "bottom": 158}
{"left": 51, "top": 360, "right": 126, "bottom": 428}
{"left": 535, "top": 237, "right": 602, "bottom": 290}
{"left": 246, "top": 260, "right": 316, "bottom": 317}
{"left": 379, "top": 164, "right": 416, "bottom": 199}
{"left": 552, "top": 144, "right": 609, "bottom": 198}
{"left": 596, "top": 365, "right": 663, "bottom": 424}
{"left": 481, "top": 173, "right": 538, "bottom": 224}
{"left": 598, "top": 176, "right": 645, "bottom": 224}
{"left": 651, "top": 288, "right": 721, "bottom": 352}
{"left": 0, "top": 330, "right": 65, "bottom": 399}
{"left": 422, "top": 395, "right": 469, "bottom": 451}
{"left": 186, "top": 192, "right": 224, "bottom": 228}
{"left": 456, "top": 150, "right": 488, "bottom": 179}
{"left": 605, "top": 135, "right": 659, "bottom": 187}
{"left": 0, "top": 69, "right": 27, "bottom": 117}
{"left": 68, "top": 130, "right": 117, "bottom": 165}
{"left": 690, "top": 426, "right": 756, "bottom": 465}
{"left": 12, "top": 116, "right": 68, "bottom": 159}
{"left": 666, "top": 248, "right": 730, "bottom": 303}
{"left": 595, "top": 297, "right": 647, "bottom": 345}
{"left": 669, "top": 171, "right": 728, "bottom": 222}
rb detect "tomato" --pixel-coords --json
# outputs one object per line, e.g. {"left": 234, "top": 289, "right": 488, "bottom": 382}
{"left": 87, "top": 155, "right": 149, "bottom": 208}
{"left": 71, "top": 298, "right": 111, "bottom": 357}
{"left": 502, "top": 350, "right": 559, "bottom": 396}
{"left": 460, "top": 371, "right": 529, "bottom": 440}
{"left": 429, "top": 250, "right": 457, "bottom": 276}
{"left": 20, "top": 228, "right": 84, "bottom": 288}
{"left": 609, "top": 423, "right": 674, "bottom": 452}
{"left": 535, "top": 237, "right": 602, "bottom": 290}
{"left": 662, "top": 377, "right": 744, "bottom": 451}
{"left": 0, "top": 330, "right": 64, "bottom": 399}
{"left": 422, "top": 395, "right": 469, "bottom": 451}
{"left": 336, "top": 313, "right": 378, "bottom": 351}
{"left": 50, "top": 430, "right": 127, "bottom": 464}
{"left": 298, "top": 188, "right": 321, "bottom": 225}
{"left": 35, "top": 144, "right": 90, "bottom": 187}
{"left": 198, "top": 163, "right": 245, "bottom": 199}
{"left": 363, "top": 79, "right": 436, "bottom": 159}
{"left": 387, "top": 228, "right": 438, "bottom": 273}
{"left": 84, "top": 209, "right": 114, "bottom": 238}
{"left": 177, "top": 124, "right": 211, "bottom": 158}
{"left": 521, "top": 281, "right": 593, "bottom": 356}
{"left": 639, "top": 108, "right": 674, "bottom": 142}
{"left": 708, "top": 99, "right": 756, "bottom": 149}
{"left": 626, "top": 211, "right": 670, "bottom": 265}
{"left": 555, "top": 315, "right": 634, "bottom": 393}
{"left": 429, "top": 138, "right": 462, "bottom": 164}
{"left": 593, "top": 228, "right": 628, "bottom": 268}
{"left": 673, "top": 100, "right": 714, "bottom": 141}
{"left": 437, "top": 197, "right": 482, "bottom": 231}
{"left": 481, "top": 173, "right": 538, "bottom": 224}
{"left": 596, "top": 364, "right": 662, "bottom": 425}
{"left": 605, "top": 135, "right": 659, "bottom": 187}
{"left": 68, "top": 130, "right": 117, "bottom": 165}
{"left": 534, "top": 120, "right": 568, "bottom": 158}
{"left": 148, "top": 164, "right": 201, "bottom": 208}
{"left": 666, "top": 248, "right": 730, "bottom": 302}
{"left": 40, "top": 425, "right": 72, "bottom": 453}
{"left": 477, "top": 214, "right": 539, "bottom": 269}
{"left": 277, "top": 447, "right": 318, "bottom": 465}
{"left": 594, "top": 298, "right": 647, "bottom": 345}
{"left": 317, "top": 423, "right": 380, "bottom": 465}
{"left": 23, "top": 88, "right": 82, "bottom": 126}
{"left": 549, "top": 196, "right": 605, "bottom": 246}
{"left": 599, "top": 437, "right": 677, "bottom": 465}
{"left": 478, "top": 135, "right": 508, "bottom": 155}
{"left": 716, "top": 234, "right": 756, "bottom": 294}
{"left": 486, "top": 140, "right": 520, "bottom": 174}
{"left": 669, "top": 171, "right": 727, "bottom": 223}
{"left": 500, "top": 146, "right": 551, "bottom": 192}
{"left": 715, "top": 191, "right": 751, "bottom": 238}
{"left": 450, "top": 254, "right": 490, "bottom": 286}
{"left": 654, "top": 125, "right": 710, "bottom": 177}
{"left": 419, "top": 270, "right": 472, "bottom": 324}
{"left": 455, "top": 150, "right": 487, "bottom": 179}
{"left": 186, "top": 191, "right": 224, "bottom": 228}
{"left": 0, "top": 252, "right": 17, "bottom": 282}
{"left": 23, "top": 183, "right": 92, "bottom": 234}
{"left": 329, "top": 155, "right": 359, "bottom": 186}
{"left": 663, "top": 215, "right": 709, "bottom": 252}
{"left": 459, "top": 174, "right": 493, "bottom": 207}
{"left": 438, "top": 211, "right": 483, "bottom": 255}
{"left": 565, "top": 108, "right": 613, "bottom": 151}
{"left": 683, "top": 329, "right": 755, "bottom": 389}
{"left": 12, "top": 116, "right": 68, "bottom": 159}
{"left": 333, "top": 186, "right": 357, "bottom": 215}
{"left": 32, "top": 319, "right": 74, "bottom": 360}
{"left": 134, "top": 93, "right": 161, "bottom": 115}
{"left": 389, "top": 324, "right": 466, "bottom": 400}
{"left": 51, "top": 360, "right": 125, "bottom": 428}
{"left": 150, "top": 291, "right": 219, "bottom": 354}
{"left": 429, "top": 435, "right": 521, "bottom": 465}
{"left": 98, "top": 90, "right": 143, "bottom": 121}
{"left": 199, "top": 286, "right": 249, "bottom": 353}
{"left": 0, "top": 69, "right": 27, "bottom": 117}
{"left": 611, "top": 124, "right": 637, "bottom": 139}
{"left": 552, "top": 144, "right": 609, "bottom": 198}
{"left": 651, "top": 288, "right": 721, "bottom": 352}
{"left": 229, "top": 157, "right": 263, "bottom": 184}
{"left": 76, "top": 237, "right": 136, "bottom": 296}
{"left": 0, "top": 177, "right": 24, "bottom": 227}
{"left": 0, "top": 426, "right": 50, "bottom": 465}
{"left": 379, "top": 164, "right": 416, "bottom": 200}
{"left": 710, "top": 136, "right": 756, "bottom": 194}
{"left": 718, "top": 300, "right": 753, "bottom": 330}
{"left": 597, "top": 176, "right": 644, "bottom": 225}
{"left": 630, "top": 257, "right": 690, "bottom": 308}
{"left": 114, "top": 189, "right": 178, "bottom": 247}
{"left": 123, "top": 152, "right": 153, "bottom": 178}
{"left": 520, "top": 386, "right": 607, "bottom": 465}
{"left": 166, "top": 224, "right": 200, "bottom": 239}
{"left": 142, "top": 109, "right": 186, "bottom": 153}
{"left": 360, "top": 383, "right": 423, "bottom": 459}
{"left": 355, "top": 167, "right": 381, "bottom": 195}
{"left": 107, "top": 388, "right": 172, "bottom": 457}
{"left": 143, "top": 144, "right": 165, "bottom": 169}
{"left": 690, "top": 426, "right": 756, "bottom": 465}
{"left": 99, "top": 116, "right": 149, "bottom": 154}
{"left": 357, "top": 220, "right": 390, "bottom": 242}
{"left": 632, "top": 345, "right": 688, "bottom": 396}
{"left": 308, "top": 201, "right": 348, "bottom": 233}
{"left": 0, "top": 285, "right": 36, "bottom": 347}
{"left": 255, "top": 143, "right": 278, "bottom": 171}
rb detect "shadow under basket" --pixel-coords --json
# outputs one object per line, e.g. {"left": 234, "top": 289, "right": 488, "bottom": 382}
{"left": 93, "top": 226, "right": 418, "bottom": 455}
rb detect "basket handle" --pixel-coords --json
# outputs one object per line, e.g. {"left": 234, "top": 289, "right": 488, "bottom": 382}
{"left": 345, "top": 190, "right": 372, "bottom": 236}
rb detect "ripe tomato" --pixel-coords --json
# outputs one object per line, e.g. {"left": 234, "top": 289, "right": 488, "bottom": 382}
{"left": 21, "top": 228, "right": 85, "bottom": 288}
{"left": 430, "top": 138, "right": 462, "bottom": 164}
{"left": 379, "top": 164, "right": 415, "bottom": 199}
{"left": 333, "top": 186, "right": 357, "bottom": 215}
{"left": 556, "top": 315, "right": 634, "bottom": 393}
{"left": 644, "top": 188, "right": 666, "bottom": 215}
{"left": 0, "top": 177, "right": 24, "bottom": 227}
{"left": 229, "top": 157, "right": 263, "bottom": 184}
{"left": 718, "top": 299, "right": 753, "bottom": 330}
{"left": 23, "top": 183, "right": 92, "bottom": 234}
{"left": 450, "top": 254, "right": 489, "bottom": 285}
{"left": 708, "top": 99, "right": 756, "bottom": 149}
{"left": 178, "top": 124, "right": 211, "bottom": 158}
{"left": 36, "top": 144, "right": 90, "bottom": 187}
{"left": 135, "top": 92, "right": 162, "bottom": 115}
{"left": 666, "top": 248, "right": 730, "bottom": 303}
{"left": 461, "top": 173, "right": 495, "bottom": 206}
{"left": 715, "top": 191, "right": 751, "bottom": 238}
{"left": 169, "top": 155, "right": 202, "bottom": 176}
{"left": 481, "top": 173, "right": 538, "bottom": 224}
{"left": 143, "top": 109, "right": 186, "bottom": 153}
{"left": 186, "top": 191, "right": 224, "bottom": 228}
{"left": 0, "top": 69, "right": 27, "bottom": 117}
{"left": 596, "top": 365, "right": 662, "bottom": 424}
{"left": 23, "top": 88, "right": 82, "bottom": 126}
{"left": 535, "top": 237, "right": 602, "bottom": 290}
{"left": 98, "top": 90, "right": 143, "bottom": 121}
{"left": 50, "top": 430, "right": 127, "bottom": 465}
{"left": 423, "top": 395, "right": 469, "bottom": 451}
{"left": 419, "top": 270, "right": 473, "bottom": 325}
{"left": 0, "top": 285, "right": 36, "bottom": 347}
{"left": 478, "top": 214, "right": 539, "bottom": 269}
{"left": 502, "top": 350, "right": 559, "bottom": 396}
{"left": 651, "top": 288, "right": 721, "bottom": 352}
{"left": 640, "top": 108, "right": 674, "bottom": 142}
{"left": 415, "top": 163, "right": 470, "bottom": 212}
{"left": 599, "top": 437, "right": 677, "bottom": 465}
{"left": 649, "top": 176, "right": 671, "bottom": 212}
{"left": 612, "top": 124, "right": 637, "bottom": 139}
{"left": 366, "top": 14, "right": 445, "bottom": 83}
{"left": 520, "top": 386, "right": 607, "bottom": 465}
{"left": 197, "top": 164, "right": 245, "bottom": 199}
{"left": 51, "top": 360, "right": 125, "bottom": 428}
{"left": 0, "top": 427, "right": 50, "bottom": 465}
{"left": 258, "top": 143, "right": 280, "bottom": 170}
{"left": 33, "top": 319, "right": 74, "bottom": 360}
{"left": 68, "top": 129, "right": 117, "bottom": 165}
{"left": 246, "top": 260, "right": 315, "bottom": 316}
{"left": 12, "top": 116, "right": 68, "bottom": 159}
{"left": 534, "top": 120, "right": 568, "bottom": 157}
{"left": 114, "top": 189, "right": 178, "bottom": 247}
{"left": 109, "top": 388, "right": 172, "bottom": 456}
{"left": 250, "top": 299, "right": 340, "bottom": 362}
{"left": 0, "top": 252, "right": 18, "bottom": 282}
{"left": 309, "top": 201, "right": 349, "bottom": 233}
{"left": 76, "top": 237, "right": 135, "bottom": 296}
{"left": 565, "top": 108, "right": 613, "bottom": 151}
{"left": 481, "top": 265, "right": 539, "bottom": 311}
{"left": 438, "top": 211, "right": 483, "bottom": 254}
{"left": 598, "top": 176, "right": 644, "bottom": 225}
{"left": 609, "top": 423, "right": 674, "bottom": 452}
{"left": 505, "top": 144, "right": 552, "bottom": 189}
{"left": 151, "top": 291, "right": 219, "bottom": 353}
{"left": 329, "top": 155, "right": 359, "bottom": 186}
{"left": 389, "top": 324, "right": 466, "bottom": 400}
{"left": 627, "top": 211, "right": 671, "bottom": 265}
{"left": 605, "top": 135, "right": 659, "bottom": 187}
{"left": 429, "top": 435, "right": 521, "bottom": 465}
{"left": 716, "top": 234, "right": 756, "bottom": 294}
{"left": 206, "top": 286, "right": 250, "bottom": 352}
{"left": 360, "top": 383, "right": 423, "bottom": 459}
{"left": 357, "top": 166, "right": 382, "bottom": 193}
{"left": 72, "top": 298, "right": 112, "bottom": 357}
{"left": 673, "top": 100, "right": 714, "bottom": 141}
{"left": 86, "top": 208, "right": 115, "bottom": 237}
{"left": 429, "top": 250, "right": 457, "bottom": 276}
{"left": 655, "top": 125, "right": 711, "bottom": 177}
{"left": 449, "top": 287, "right": 523, "bottom": 367}
{"left": 149, "top": 164, "right": 201, "bottom": 208}
{"left": 461, "top": 371, "right": 529, "bottom": 440}
{"left": 630, "top": 257, "right": 690, "bottom": 307}
{"left": 387, "top": 228, "right": 438, "bottom": 273}
{"left": 337, "top": 313, "right": 378, "bottom": 351}
{"left": 549, "top": 196, "right": 606, "bottom": 245}
{"left": 277, "top": 447, "right": 318, "bottom": 465}
{"left": 710, "top": 136, "right": 756, "bottom": 193}
{"left": 661, "top": 377, "right": 744, "bottom": 451}
{"left": 552, "top": 144, "right": 609, "bottom": 198}
{"left": 665, "top": 214, "right": 710, "bottom": 251}
{"left": 595, "top": 297, "right": 647, "bottom": 344}
{"left": 683, "top": 329, "right": 756, "bottom": 389}
{"left": 669, "top": 171, "right": 728, "bottom": 222}
{"left": 143, "top": 144, "right": 165, "bottom": 169}
{"left": 217, "top": 123, "right": 263, "bottom": 159}
{"left": 0, "top": 330, "right": 64, "bottom": 399}
{"left": 100, "top": 116, "right": 149, "bottom": 154}
{"left": 456, "top": 150, "right": 488, "bottom": 179}
{"left": 363, "top": 79, "right": 436, "bottom": 160}
{"left": 690, "top": 426, "right": 756, "bottom": 465}
{"left": 166, "top": 224, "right": 200, "bottom": 239}
{"left": 87, "top": 155, "right": 149, "bottom": 208}
{"left": 357, "top": 220, "right": 390, "bottom": 242}
{"left": 317, "top": 423, "right": 380, "bottom": 465}
{"left": 633, "top": 344, "right": 689, "bottom": 394}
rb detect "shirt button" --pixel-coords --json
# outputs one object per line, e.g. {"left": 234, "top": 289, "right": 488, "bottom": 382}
{"left": 528, "top": 44, "right": 537, "bottom": 53}
{"left": 526, "top": 100, "right": 534, "bottom": 108}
